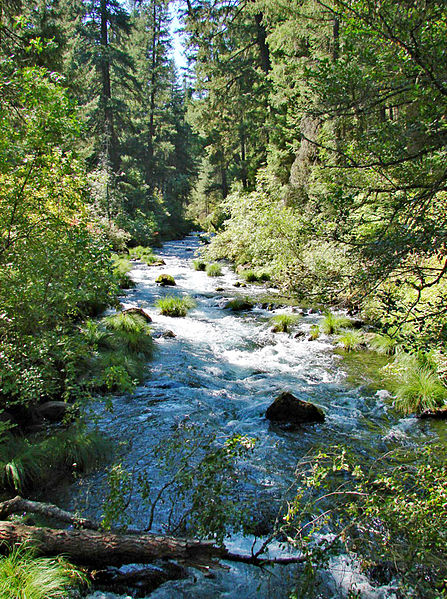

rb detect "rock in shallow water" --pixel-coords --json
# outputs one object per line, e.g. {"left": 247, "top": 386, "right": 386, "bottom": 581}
{"left": 266, "top": 391, "right": 325, "bottom": 424}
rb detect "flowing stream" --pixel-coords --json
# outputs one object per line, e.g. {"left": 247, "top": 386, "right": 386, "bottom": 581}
{"left": 50, "top": 234, "right": 444, "bottom": 599}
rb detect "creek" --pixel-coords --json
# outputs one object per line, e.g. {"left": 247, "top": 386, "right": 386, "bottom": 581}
{"left": 48, "top": 234, "right": 444, "bottom": 599}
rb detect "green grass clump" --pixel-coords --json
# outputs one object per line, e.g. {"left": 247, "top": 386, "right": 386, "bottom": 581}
{"left": 206, "top": 263, "right": 222, "bottom": 277}
{"left": 270, "top": 313, "right": 301, "bottom": 333}
{"left": 0, "top": 546, "right": 87, "bottom": 599}
{"left": 104, "top": 312, "right": 154, "bottom": 357}
{"left": 241, "top": 269, "right": 271, "bottom": 283}
{"left": 192, "top": 259, "right": 207, "bottom": 271}
{"left": 320, "top": 312, "right": 352, "bottom": 335}
{"left": 309, "top": 325, "right": 320, "bottom": 340}
{"left": 394, "top": 367, "right": 447, "bottom": 415}
{"left": 129, "top": 245, "right": 159, "bottom": 264}
{"left": 370, "top": 333, "right": 398, "bottom": 355}
{"left": 156, "top": 295, "right": 196, "bottom": 317}
{"left": 336, "top": 329, "right": 365, "bottom": 351}
{"left": 224, "top": 298, "right": 254, "bottom": 311}
{"left": 112, "top": 254, "right": 135, "bottom": 289}
{"left": 0, "top": 429, "right": 109, "bottom": 492}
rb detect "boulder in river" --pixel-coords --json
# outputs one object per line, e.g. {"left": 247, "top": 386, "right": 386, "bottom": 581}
{"left": 266, "top": 392, "right": 325, "bottom": 424}
{"left": 155, "top": 274, "right": 176, "bottom": 286}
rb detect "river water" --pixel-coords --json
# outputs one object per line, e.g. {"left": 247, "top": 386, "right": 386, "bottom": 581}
{"left": 52, "top": 234, "right": 443, "bottom": 599}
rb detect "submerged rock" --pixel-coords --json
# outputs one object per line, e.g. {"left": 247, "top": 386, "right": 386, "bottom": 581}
{"left": 418, "top": 406, "right": 447, "bottom": 419}
{"left": 162, "top": 330, "right": 176, "bottom": 338}
{"left": 266, "top": 392, "right": 325, "bottom": 424}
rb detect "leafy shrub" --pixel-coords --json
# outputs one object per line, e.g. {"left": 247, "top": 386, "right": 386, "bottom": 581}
{"left": 192, "top": 259, "right": 207, "bottom": 271}
{"left": 116, "top": 208, "right": 159, "bottom": 247}
{"left": 320, "top": 312, "right": 352, "bottom": 335}
{"left": 156, "top": 295, "right": 196, "bottom": 317}
{"left": 206, "top": 263, "right": 222, "bottom": 277}
{"left": 270, "top": 314, "right": 301, "bottom": 333}
{"left": 0, "top": 546, "right": 87, "bottom": 599}
{"left": 336, "top": 329, "right": 365, "bottom": 351}
{"left": 224, "top": 298, "right": 254, "bottom": 311}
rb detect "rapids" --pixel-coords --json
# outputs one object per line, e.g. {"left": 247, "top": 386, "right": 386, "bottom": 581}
{"left": 49, "top": 234, "right": 443, "bottom": 599}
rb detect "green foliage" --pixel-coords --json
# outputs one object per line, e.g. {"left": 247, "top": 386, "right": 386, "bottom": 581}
{"left": 320, "top": 313, "right": 352, "bottom": 335}
{"left": 112, "top": 254, "right": 135, "bottom": 289}
{"left": 156, "top": 295, "right": 196, "bottom": 317}
{"left": 388, "top": 350, "right": 447, "bottom": 414}
{"left": 206, "top": 263, "right": 222, "bottom": 277}
{"left": 192, "top": 259, "right": 207, "bottom": 271}
{"left": 270, "top": 313, "right": 301, "bottom": 333}
{"left": 0, "top": 428, "right": 109, "bottom": 492}
{"left": 129, "top": 246, "right": 160, "bottom": 264}
{"left": 370, "top": 333, "right": 398, "bottom": 355}
{"left": 0, "top": 545, "right": 88, "bottom": 599}
{"left": 133, "top": 425, "right": 257, "bottom": 542}
{"left": 241, "top": 269, "right": 271, "bottom": 283}
{"left": 283, "top": 446, "right": 447, "bottom": 598}
{"left": 336, "top": 329, "right": 365, "bottom": 352}
{"left": 223, "top": 298, "right": 254, "bottom": 311}
{"left": 104, "top": 313, "right": 154, "bottom": 358}
{"left": 308, "top": 325, "right": 320, "bottom": 341}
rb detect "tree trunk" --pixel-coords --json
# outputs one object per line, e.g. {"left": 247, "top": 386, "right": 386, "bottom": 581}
{"left": 0, "top": 496, "right": 305, "bottom": 569}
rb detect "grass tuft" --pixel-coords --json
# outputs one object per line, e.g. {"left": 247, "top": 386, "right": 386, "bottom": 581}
{"left": 0, "top": 545, "right": 88, "bottom": 599}
{"left": 336, "top": 329, "right": 365, "bottom": 351}
{"left": 309, "top": 325, "right": 320, "bottom": 340}
{"left": 156, "top": 295, "right": 196, "bottom": 317}
{"left": 241, "top": 269, "right": 271, "bottom": 283}
{"left": 112, "top": 254, "right": 135, "bottom": 289}
{"left": 192, "top": 259, "right": 207, "bottom": 271}
{"left": 370, "top": 333, "right": 398, "bottom": 355}
{"left": 104, "top": 313, "right": 153, "bottom": 357}
{"left": 320, "top": 312, "right": 352, "bottom": 335}
{"left": 129, "top": 246, "right": 159, "bottom": 264}
{"left": 270, "top": 313, "right": 301, "bottom": 333}
{"left": 224, "top": 297, "right": 254, "bottom": 311}
{"left": 206, "top": 263, "right": 222, "bottom": 277}
{"left": 394, "top": 366, "right": 447, "bottom": 415}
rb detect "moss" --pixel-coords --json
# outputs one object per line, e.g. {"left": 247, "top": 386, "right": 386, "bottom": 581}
{"left": 224, "top": 297, "right": 254, "bottom": 311}
{"left": 156, "top": 274, "right": 176, "bottom": 286}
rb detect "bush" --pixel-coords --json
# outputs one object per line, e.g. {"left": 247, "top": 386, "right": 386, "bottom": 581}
{"left": 270, "top": 314, "right": 301, "bottom": 333}
{"left": 156, "top": 295, "right": 196, "bottom": 317}
{"left": 192, "top": 259, "right": 207, "bottom": 271}
{"left": 320, "top": 312, "right": 352, "bottom": 335}
{"left": 336, "top": 329, "right": 365, "bottom": 351}
{"left": 0, "top": 546, "right": 87, "bottom": 599}
{"left": 206, "top": 263, "right": 222, "bottom": 277}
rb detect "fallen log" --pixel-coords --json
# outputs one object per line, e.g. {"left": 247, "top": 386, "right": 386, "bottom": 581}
{"left": 0, "top": 496, "right": 305, "bottom": 569}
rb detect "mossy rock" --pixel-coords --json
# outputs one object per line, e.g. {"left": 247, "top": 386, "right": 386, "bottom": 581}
{"left": 224, "top": 298, "right": 254, "bottom": 311}
{"left": 156, "top": 274, "right": 176, "bottom": 286}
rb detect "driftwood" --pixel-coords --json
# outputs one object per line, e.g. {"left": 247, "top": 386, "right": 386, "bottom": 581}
{"left": 0, "top": 496, "right": 305, "bottom": 569}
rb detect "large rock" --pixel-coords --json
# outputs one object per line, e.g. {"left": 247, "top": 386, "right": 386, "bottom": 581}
{"left": 35, "top": 401, "right": 71, "bottom": 422}
{"left": 266, "top": 392, "right": 325, "bottom": 424}
{"left": 156, "top": 274, "right": 176, "bottom": 286}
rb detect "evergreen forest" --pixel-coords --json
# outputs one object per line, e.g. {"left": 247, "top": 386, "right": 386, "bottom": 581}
{"left": 0, "top": 0, "right": 446, "bottom": 597}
